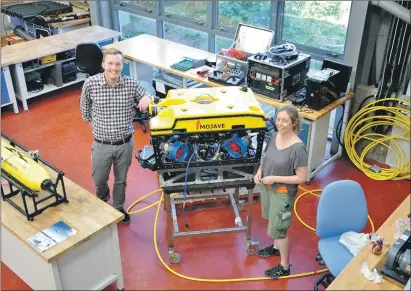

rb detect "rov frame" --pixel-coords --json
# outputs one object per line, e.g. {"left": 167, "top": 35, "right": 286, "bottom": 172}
{"left": 1, "top": 134, "right": 69, "bottom": 221}
{"left": 153, "top": 128, "right": 266, "bottom": 264}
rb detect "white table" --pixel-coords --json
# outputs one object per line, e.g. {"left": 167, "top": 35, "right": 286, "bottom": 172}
{"left": 1, "top": 165, "right": 125, "bottom": 290}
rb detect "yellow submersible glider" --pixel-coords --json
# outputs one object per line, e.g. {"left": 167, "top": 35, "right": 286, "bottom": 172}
{"left": 1, "top": 137, "right": 52, "bottom": 191}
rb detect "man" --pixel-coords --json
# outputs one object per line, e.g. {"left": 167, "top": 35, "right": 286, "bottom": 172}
{"left": 80, "top": 48, "right": 152, "bottom": 224}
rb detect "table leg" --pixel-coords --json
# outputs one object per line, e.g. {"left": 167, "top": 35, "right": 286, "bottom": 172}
{"left": 11, "top": 63, "right": 29, "bottom": 111}
{"left": 109, "top": 225, "right": 125, "bottom": 291}
{"left": 49, "top": 261, "right": 63, "bottom": 290}
{"left": 130, "top": 61, "right": 153, "bottom": 84}
{"left": 338, "top": 99, "right": 352, "bottom": 157}
{"left": 2, "top": 66, "right": 19, "bottom": 114}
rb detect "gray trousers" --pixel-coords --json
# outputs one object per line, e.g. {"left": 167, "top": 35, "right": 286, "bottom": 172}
{"left": 91, "top": 137, "right": 134, "bottom": 210}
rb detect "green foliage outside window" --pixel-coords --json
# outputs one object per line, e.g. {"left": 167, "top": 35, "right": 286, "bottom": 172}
{"left": 119, "top": 1, "right": 351, "bottom": 54}
{"left": 283, "top": 1, "right": 351, "bottom": 54}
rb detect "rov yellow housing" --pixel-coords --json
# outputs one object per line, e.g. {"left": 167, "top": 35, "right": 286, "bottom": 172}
{"left": 1, "top": 137, "right": 52, "bottom": 192}
{"left": 149, "top": 86, "right": 266, "bottom": 135}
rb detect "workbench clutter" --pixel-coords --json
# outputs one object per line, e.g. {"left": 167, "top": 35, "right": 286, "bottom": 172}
{"left": 1, "top": 1, "right": 90, "bottom": 39}
{"left": 1, "top": 33, "right": 25, "bottom": 47}
{"left": 209, "top": 23, "right": 274, "bottom": 87}
{"left": 338, "top": 221, "right": 411, "bottom": 287}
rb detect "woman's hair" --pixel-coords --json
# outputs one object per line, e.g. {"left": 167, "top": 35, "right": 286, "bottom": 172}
{"left": 275, "top": 104, "right": 303, "bottom": 134}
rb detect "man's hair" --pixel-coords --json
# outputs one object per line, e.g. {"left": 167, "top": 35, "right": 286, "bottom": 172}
{"left": 102, "top": 48, "right": 123, "bottom": 62}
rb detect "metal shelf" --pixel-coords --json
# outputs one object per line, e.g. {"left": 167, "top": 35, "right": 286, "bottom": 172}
{"left": 27, "top": 72, "right": 87, "bottom": 100}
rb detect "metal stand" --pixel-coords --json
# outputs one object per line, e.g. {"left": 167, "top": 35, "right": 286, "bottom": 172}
{"left": 160, "top": 163, "right": 260, "bottom": 264}
{"left": 164, "top": 187, "right": 258, "bottom": 264}
{"left": 1, "top": 135, "right": 69, "bottom": 221}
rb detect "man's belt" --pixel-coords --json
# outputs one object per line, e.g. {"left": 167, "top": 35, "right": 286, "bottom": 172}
{"left": 95, "top": 134, "right": 132, "bottom": 146}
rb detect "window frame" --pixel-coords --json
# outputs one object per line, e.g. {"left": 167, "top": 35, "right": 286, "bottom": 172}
{"left": 115, "top": 8, "right": 158, "bottom": 39}
{"left": 161, "top": 1, "right": 211, "bottom": 28}
{"left": 111, "top": 0, "right": 368, "bottom": 86}
{"left": 276, "top": 1, "right": 352, "bottom": 61}
{"left": 215, "top": 1, "right": 274, "bottom": 35}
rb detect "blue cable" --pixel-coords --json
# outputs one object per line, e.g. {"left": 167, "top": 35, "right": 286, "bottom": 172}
{"left": 182, "top": 152, "right": 195, "bottom": 230}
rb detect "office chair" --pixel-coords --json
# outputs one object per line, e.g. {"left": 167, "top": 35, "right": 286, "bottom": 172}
{"left": 314, "top": 180, "right": 368, "bottom": 290}
{"left": 75, "top": 42, "right": 103, "bottom": 76}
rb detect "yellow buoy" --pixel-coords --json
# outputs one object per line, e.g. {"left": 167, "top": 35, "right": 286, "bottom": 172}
{"left": 1, "top": 137, "right": 52, "bottom": 191}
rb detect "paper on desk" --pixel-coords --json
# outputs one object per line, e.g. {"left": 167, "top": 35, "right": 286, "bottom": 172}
{"left": 361, "top": 262, "right": 384, "bottom": 284}
{"left": 339, "top": 231, "right": 369, "bottom": 256}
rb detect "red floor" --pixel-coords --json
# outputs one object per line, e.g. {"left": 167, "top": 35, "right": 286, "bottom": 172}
{"left": 1, "top": 84, "right": 410, "bottom": 290}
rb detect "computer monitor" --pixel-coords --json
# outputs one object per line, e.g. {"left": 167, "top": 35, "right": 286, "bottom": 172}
{"left": 322, "top": 59, "right": 352, "bottom": 97}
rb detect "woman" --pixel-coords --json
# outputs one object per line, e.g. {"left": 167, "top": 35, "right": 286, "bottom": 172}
{"left": 254, "top": 104, "right": 308, "bottom": 279}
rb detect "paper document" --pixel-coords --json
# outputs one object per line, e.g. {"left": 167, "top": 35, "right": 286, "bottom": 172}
{"left": 28, "top": 221, "right": 77, "bottom": 252}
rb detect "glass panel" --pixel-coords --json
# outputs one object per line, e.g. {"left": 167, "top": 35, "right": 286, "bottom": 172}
{"left": 215, "top": 35, "right": 232, "bottom": 53}
{"left": 218, "top": 1, "right": 271, "bottom": 29}
{"left": 163, "top": 22, "right": 208, "bottom": 50}
{"left": 118, "top": 10, "right": 156, "bottom": 39}
{"left": 310, "top": 59, "right": 323, "bottom": 71}
{"left": 121, "top": 1, "right": 156, "bottom": 11}
{"left": 163, "top": 1, "right": 208, "bottom": 23}
{"left": 282, "top": 1, "right": 352, "bottom": 54}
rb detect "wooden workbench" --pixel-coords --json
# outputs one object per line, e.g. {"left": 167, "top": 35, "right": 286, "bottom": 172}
{"left": 1, "top": 154, "right": 125, "bottom": 289}
{"left": 1, "top": 25, "right": 120, "bottom": 67}
{"left": 327, "top": 194, "right": 410, "bottom": 290}
{"left": 103, "top": 34, "right": 354, "bottom": 121}
{"left": 2, "top": 25, "right": 120, "bottom": 112}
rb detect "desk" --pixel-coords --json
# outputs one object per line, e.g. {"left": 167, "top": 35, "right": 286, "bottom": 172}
{"left": 103, "top": 34, "right": 354, "bottom": 183}
{"left": 1, "top": 169, "right": 125, "bottom": 290}
{"left": 327, "top": 194, "right": 410, "bottom": 290}
{"left": 1, "top": 25, "right": 120, "bottom": 111}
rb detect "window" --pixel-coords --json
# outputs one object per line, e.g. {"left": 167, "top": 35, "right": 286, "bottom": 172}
{"left": 118, "top": 10, "right": 156, "bottom": 39}
{"left": 163, "top": 1, "right": 208, "bottom": 24}
{"left": 218, "top": 1, "right": 271, "bottom": 30}
{"left": 215, "top": 35, "right": 232, "bottom": 53}
{"left": 163, "top": 22, "right": 208, "bottom": 50}
{"left": 282, "top": 1, "right": 352, "bottom": 55}
{"left": 121, "top": 1, "right": 156, "bottom": 12}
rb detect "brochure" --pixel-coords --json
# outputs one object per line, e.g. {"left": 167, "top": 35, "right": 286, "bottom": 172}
{"left": 28, "top": 221, "right": 77, "bottom": 252}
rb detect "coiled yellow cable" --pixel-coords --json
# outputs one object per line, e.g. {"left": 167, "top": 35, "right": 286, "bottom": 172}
{"left": 127, "top": 184, "right": 375, "bottom": 283}
{"left": 344, "top": 97, "right": 410, "bottom": 180}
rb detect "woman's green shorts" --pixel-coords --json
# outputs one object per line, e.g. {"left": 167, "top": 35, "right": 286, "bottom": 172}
{"left": 260, "top": 185, "right": 294, "bottom": 239}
